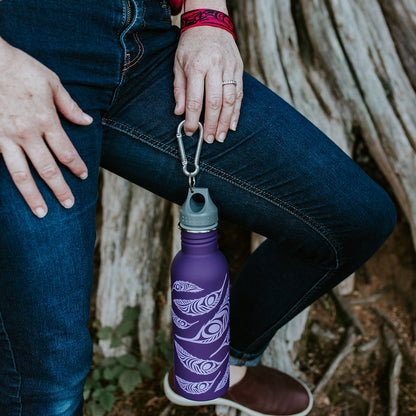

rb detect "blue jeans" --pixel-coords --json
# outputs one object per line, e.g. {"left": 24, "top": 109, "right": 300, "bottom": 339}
{"left": 0, "top": 0, "right": 396, "bottom": 414}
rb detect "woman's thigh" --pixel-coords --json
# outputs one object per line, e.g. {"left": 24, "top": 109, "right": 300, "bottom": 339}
{"left": 102, "top": 67, "right": 395, "bottom": 272}
{"left": 0, "top": 112, "right": 102, "bottom": 414}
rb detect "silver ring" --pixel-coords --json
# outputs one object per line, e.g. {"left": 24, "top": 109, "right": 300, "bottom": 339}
{"left": 222, "top": 80, "right": 237, "bottom": 86}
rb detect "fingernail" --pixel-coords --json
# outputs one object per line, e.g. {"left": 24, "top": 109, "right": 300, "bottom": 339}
{"left": 218, "top": 132, "right": 226, "bottom": 143}
{"left": 230, "top": 121, "right": 237, "bottom": 131}
{"left": 206, "top": 135, "right": 214, "bottom": 143}
{"left": 35, "top": 207, "right": 47, "bottom": 218}
{"left": 83, "top": 113, "right": 93, "bottom": 123}
{"left": 63, "top": 199, "right": 74, "bottom": 209}
{"left": 185, "top": 130, "right": 193, "bottom": 137}
{"left": 80, "top": 171, "right": 88, "bottom": 180}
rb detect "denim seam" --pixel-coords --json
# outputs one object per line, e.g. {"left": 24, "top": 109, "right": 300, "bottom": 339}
{"left": 124, "top": 32, "right": 144, "bottom": 71}
{"left": 118, "top": 0, "right": 127, "bottom": 38}
{"left": 142, "top": 1, "right": 147, "bottom": 28}
{"left": 0, "top": 311, "right": 22, "bottom": 407}
{"left": 101, "top": 117, "right": 343, "bottom": 268}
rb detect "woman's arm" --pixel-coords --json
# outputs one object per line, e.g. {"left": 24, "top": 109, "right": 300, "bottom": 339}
{"left": 173, "top": 0, "right": 244, "bottom": 143}
{"left": 0, "top": 37, "right": 92, "bottom": 217}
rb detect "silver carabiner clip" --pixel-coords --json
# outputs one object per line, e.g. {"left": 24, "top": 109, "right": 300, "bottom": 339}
{"left": 176, "top": 120, "right": 204, "bottom": 192}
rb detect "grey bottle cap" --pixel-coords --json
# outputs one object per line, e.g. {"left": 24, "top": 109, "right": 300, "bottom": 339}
{"left": 179, "top": 187, "right": 218, "bottom": 232}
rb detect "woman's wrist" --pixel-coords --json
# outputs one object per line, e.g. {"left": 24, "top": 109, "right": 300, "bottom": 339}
{"left": 180, "top": 9, "right": 235, "bottom": 40}
{"left": 184, "top": 0, "right": 228, "bottom": 14}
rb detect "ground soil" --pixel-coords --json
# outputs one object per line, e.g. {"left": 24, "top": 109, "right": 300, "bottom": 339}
{"left": 92, "top": 147, "right": 416, "bottom": 416}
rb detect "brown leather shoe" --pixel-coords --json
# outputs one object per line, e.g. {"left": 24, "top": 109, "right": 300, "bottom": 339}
{"left": 163, "top": 365, "right": 313, "bottom": 416}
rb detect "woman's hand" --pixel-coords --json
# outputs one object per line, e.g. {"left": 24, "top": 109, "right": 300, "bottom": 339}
{"left": 0, "top": 39, "right": 92, "bottom": 217}
{"left": 173, "top": 24, "right": 244, "bottom": 143}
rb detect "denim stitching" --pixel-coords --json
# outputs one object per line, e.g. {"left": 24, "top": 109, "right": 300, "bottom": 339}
{"left": 0, "top": 311, "right": 22, "bottom": 412}
{"left": 142, "top": 1, "right": 147, "bottom": 28}
{"left": 101, "top": 117, "right": 343, "bottom": 268}
{"left": 116, "top": 0, "right": 127, "bottom": 38}
{"left": 124, "top": 32, "right": 144, "bottom": 71}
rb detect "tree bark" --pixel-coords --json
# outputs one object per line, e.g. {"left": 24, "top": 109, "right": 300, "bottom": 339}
{"left": 96, "top": 171, "right": 173, "bottom": 361}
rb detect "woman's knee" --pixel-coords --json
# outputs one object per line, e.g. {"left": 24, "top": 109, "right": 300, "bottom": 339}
{"left": 338, "top": 182, "right": 396, "bottom": 272}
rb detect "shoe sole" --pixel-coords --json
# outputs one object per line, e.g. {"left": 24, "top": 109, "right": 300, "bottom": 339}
{"left": 163, "top": 372, "right": 314, "bottom": 416}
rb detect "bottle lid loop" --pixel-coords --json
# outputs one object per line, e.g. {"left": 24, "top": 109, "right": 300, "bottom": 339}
{"left": 179, "top": 187, "right": 218, "bottom": 232}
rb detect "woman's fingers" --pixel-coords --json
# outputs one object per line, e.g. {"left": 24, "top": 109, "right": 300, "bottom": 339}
{"left": 1, "top": 143, "right": 48, "bottom": 218}
{"left": 183, "top": 66, "right": 205, "bottom": 136}
{"left": 52, "top": 76, "right": 93, "bottom": 126}
{"left": 44, "top": 115, "right": 88, "bottom": 180}
{"left": 22, "top": 138, "right": 75, "bottom": 210}
{"left": 214, "top": 77, "right": 237, "bottom": 142}
{"left": 0, "top": 39, "right": 92, "bottom": 216}
{"left": 204, "top": 66, "right": 223, "bottom": 143}
{"left": 173, "top": 26, "right": 244, "bottom": 143}
{"left": 173, "top": 62, "right": 187, "bottom": 116}
{"left": 231, "top": 77, "right": 243, "bottom": 131}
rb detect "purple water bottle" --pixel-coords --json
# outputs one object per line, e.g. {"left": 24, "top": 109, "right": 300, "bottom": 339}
{"left": 171, "top": 187, "right": 230, "bottom": 401}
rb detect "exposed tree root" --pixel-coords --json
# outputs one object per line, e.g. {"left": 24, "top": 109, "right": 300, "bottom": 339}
{"left": 331, "top": 290, "right": 364, "bottom": 335}
{"left": 313, "top": 326, "right": 356, "bottom": 396}
{"left": 370, "top": 307, "right": 416, "bottom": 367}
{"left": 382, "top": 325, "right": 403, "bottom": 416}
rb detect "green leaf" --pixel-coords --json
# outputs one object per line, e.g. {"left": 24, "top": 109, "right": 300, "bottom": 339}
{"left": 122, "top": 306, "right": 140, "bottom": 322}
{"left": 115, "top": 319, "right": 134, "bottom": 337}
{"left": 119, "top": 369, "right": 142, "bottom": 395}
{"left": 110, "top": 333, "right": 122, "bottom": 348}
{"left": 83, "top": 389, "right": 91, "bottom": 401}
{"left": 101, "top": 357, "right": 118, "bottom": 367}
{"left": 87, "top": 401, "right": 106, "bottom": 416}
{"left": 84, "top": 377, "right": 100, "bottom": 390}
{"left": 155, "top": 330, "right": 166, "bottom": 343}
{"left": 92, "top": 368, "right": 102, "bottom": 381}
{"left": 97, "top": 326, "right": 113, "bottom": 340}
{"left": 103, "top": 367, "right": 116, "bottom": 381}
{"left": 160, "top": 343, "right": 173, "bottom": 364}
{"left": 111, "top": 364, "right": 125, "bottom": 379}
{"left": 137, "top": 361, "right": 154, "bottom": 379}
{"left": 103, "top": 363, "right": 124, "bottom": 382}
{"left": 117, "top": 353, "right": 138, "bottom": 368}
{"left": 105, "top": 384, "right": 117, "bottom": 392}
{"left": 92, "top": 388, "right": 105, "bottom": 400}
{"left": 98, "top": 390, "right": 115, "bottom": 412}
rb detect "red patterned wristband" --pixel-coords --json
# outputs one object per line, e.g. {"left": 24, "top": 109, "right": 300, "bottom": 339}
{"left": 180, "top": 9, "right": 235, "bottom": 40}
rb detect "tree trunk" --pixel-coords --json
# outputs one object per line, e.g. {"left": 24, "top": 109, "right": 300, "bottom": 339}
{"left": 96, "top": 171, "right": 173, "bottom": 361}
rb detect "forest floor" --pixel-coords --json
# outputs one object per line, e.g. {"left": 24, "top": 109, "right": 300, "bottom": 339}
{"left": 89, "top": 146, "right": 416, "bottom": 416}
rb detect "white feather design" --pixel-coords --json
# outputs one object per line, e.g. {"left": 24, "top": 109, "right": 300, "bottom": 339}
{"left": 173, "top": 275, "right": 227, "bottom": 317}
{"left": 176, "top": 373, "right": 219, "bottom": 395}
{"left": 172, "top": 281, "right": 203, "bottom": 293}
{"left": 215, "top": 369, "right": 229, "bottom": 392}
{"left": 172, "top": 309, "right": 198, "bottom": 330}
{"left": 177, "top": 284, "right": 229, "bottom": 344}
{"left": 209, "top": 327, "right": 230, "bottom": 358}
{"left": 174, "top": 340, "right": 226, "bottom": 375}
